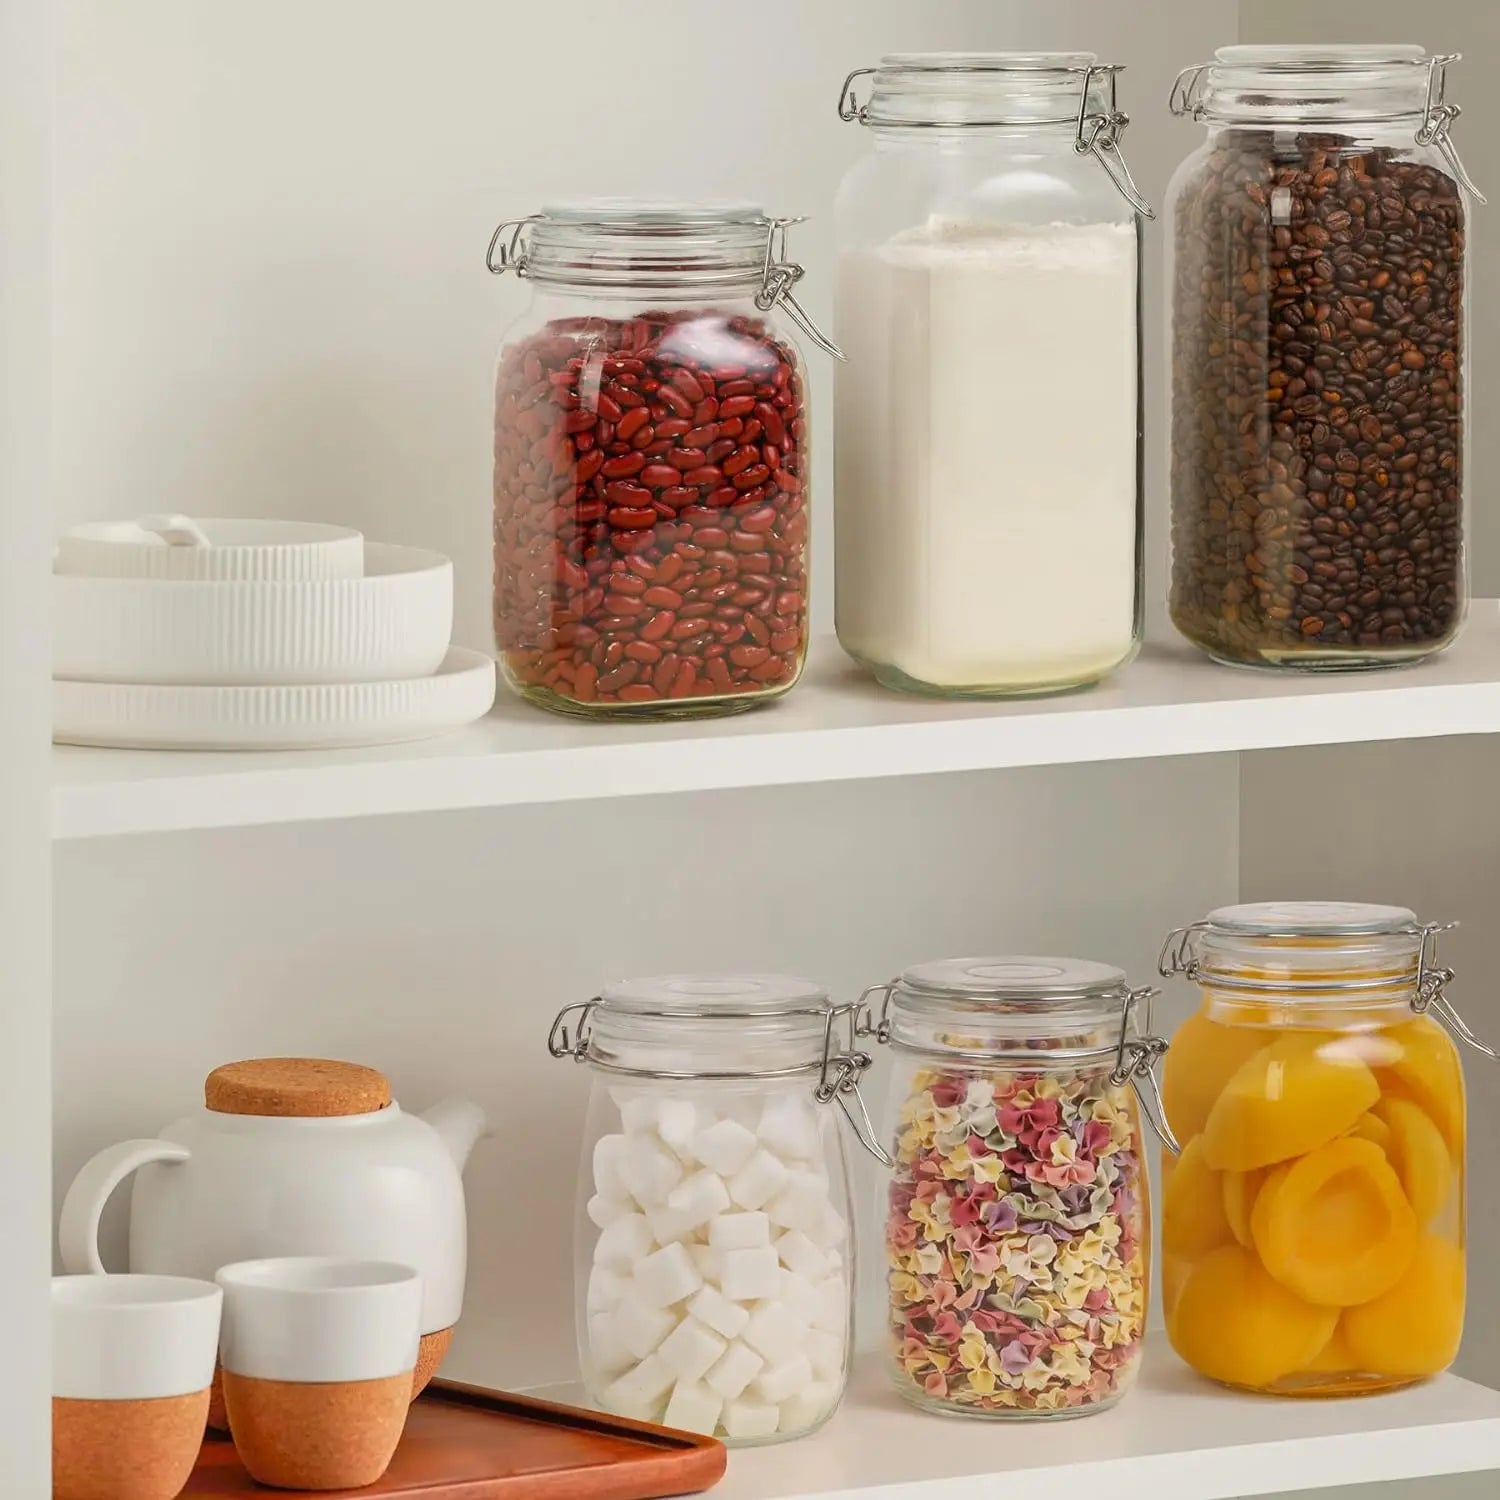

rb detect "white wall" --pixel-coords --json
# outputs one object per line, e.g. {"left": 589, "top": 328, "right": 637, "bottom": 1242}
{"left": 52, "top": 0, "right": 1236, "bottom": 644}
{"left": 0, "top": 0, "right": 51, "bottom": 1489}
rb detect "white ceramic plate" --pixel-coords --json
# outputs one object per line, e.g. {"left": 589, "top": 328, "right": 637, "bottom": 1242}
{"left": 53, "top": 543, "right": 453, "bottom": 686}
{"left": 53, "top": 647, "right": 497, "bottom": 750}
{"left": 55, "top": 516, "right": 365, "bottom": 581}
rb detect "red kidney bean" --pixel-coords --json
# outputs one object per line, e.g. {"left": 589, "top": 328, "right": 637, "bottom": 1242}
{"left": 493, "top": 309, "right": 810, "bottom": 714}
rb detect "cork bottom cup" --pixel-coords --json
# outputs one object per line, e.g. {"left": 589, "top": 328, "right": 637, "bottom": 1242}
{"left": 53, "top": 1390, "right": 210, "bottom": 1500}
{"left": 222, "top": 1370, "right": 412, "bottom": 1491}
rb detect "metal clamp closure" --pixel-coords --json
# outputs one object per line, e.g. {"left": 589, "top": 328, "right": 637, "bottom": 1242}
{"left": 1169, "top": 64, "right": 1210, "bottom": 120}
{"left": 547, "top": 998, "right": 599, "bottom": 1061}
{"left": 817, "top": 1002, "right": 893, "bottom": 1165}
{"left": 837, "top": 67, "right": 877, "bottom": 123}
{"left": 1110, "top": 986, "right": 1180, "bottom": 1156}
{"left": 1417, "top": 54, "right": 1485, "bottom": 204}
{"left": 486, "top": 216, "right": 541, "bottom": 276}
{"left": 1075, "top": 64, "right": 1155, "bottom": 219}
{"left": 1410, "top": 923, "right": 1498, "bottom": 1062}
{"left": 756, "top": 217, "right": 845, "bottom": 361}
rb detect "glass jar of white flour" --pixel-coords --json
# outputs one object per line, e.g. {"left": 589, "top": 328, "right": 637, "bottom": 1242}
{"left": 833, "top": 55, "right": 1150, "bottom": 697}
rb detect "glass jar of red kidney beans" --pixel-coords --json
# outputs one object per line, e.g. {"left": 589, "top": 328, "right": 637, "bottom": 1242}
{"left": 486, "top": 204, "right": 836, "bottom": 719}
{"left": 1166, "top": 47, "right": 1481, "bottom": 671}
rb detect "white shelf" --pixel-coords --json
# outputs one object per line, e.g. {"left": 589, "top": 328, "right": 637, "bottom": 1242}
{"left": 554, "top": 1354, "right": 1500, "bottom": 1500}
{"left": 52, "top": 607, "right": 1500, "bottom": 840}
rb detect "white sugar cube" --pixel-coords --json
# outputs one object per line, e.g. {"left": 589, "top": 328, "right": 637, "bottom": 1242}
{"left": 633, "top": 1242, "right": 703, "bottom": 1308}
{"left": 689, "top": 1243, "right": 721, "bottom": 1284}
{"left": 705, "top": 1340, "right": 764, "bottom": 1401}
{"left": 807, "top": 1328, "right": 846, "bottom": 1381}
{"left": 618, "top": 1094, "right": 658, "bottom": 1136}
{"left": 602, "top": 1353, "right": 675, "bottom": 1419}
{"left": 776, "top": 1268, "right": 822, "bottom": 1326}
{"left": 587, "top": 1265, "right": 626, "bottom": 1312}
{"left": 644, "top": 1202, "right": 693, "bottom": 1245}
{"left": 753, "top": 1352, "right": 812, "bottom": 1405}
{"left": 594, "top": 1212, "right": 653, "bottom": 1271}
{"left": 723, "top": 1397, "right": 780, "bottom": 1441}
{"left": 688, "top": 1284, "right": 750, "bottom": 1340}
{"left": 614, "top": 1298, "right": 678, "bottom": 1361}
{"left": 719, "top": 1246, "right": 782, "bottom": 1302}
{"left": 708, "top": 1212, "right": 771, "bottom": 1251}
{"left": 659, "top": 1317, "right": 728, "bottom": 1383}
{"left": 742, "top": 1300, "right": 807, "bottom": 1365}
{"left": 774, "top": 1228, "right": 828, "bottom": 1279}
{"left": 587, "top": 1194, "right": 634, "bottom": 1230}
{"left": 592, "top": 1134, "right": 629, "bottom": 1197}
{"left": 780, "top": 1379, "right": 838, "bottom": 1433}
{"left": 620, "top": 1135, "right": 685, "bottom": 1207}
{"left": 656, "top": 1099, "right": 700, "bottom": 1163}
{"left": 757, "top": 1093, "right": 820, "bottom": 1160}
{"left": 663, "top": 1380, "right": 724, "bottom": 1436}
{"left": 588, "top": 1312, "right": 635, "bottom": 1376}
{"left": 808, "top": 1201, "right": 848, "bottom": 1249}
{"left": 665, "top": 1169, "right": 732, "bottom": 1233}
{"left": 728, "top": 1150, "right": 789, "bottom": 1211}
{"left": 765, "top": 1170, "right": 827, "bottom": 1233}
{"left": 812, "top": 1276, "right": 849, "bottom": 1333}
{"left": 694, "top": 1117, "right": 758, "bottom": 1176}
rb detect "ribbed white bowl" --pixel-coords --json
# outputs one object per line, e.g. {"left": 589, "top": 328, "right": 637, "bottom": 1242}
{"left": 56, "top": 517, "right": 365, "bottom": 581}
{"left": 53, "top": 543, "right": 453, "bottom": 685}
{"left": 53, "top": 647, "right": 497, "bottom": 750}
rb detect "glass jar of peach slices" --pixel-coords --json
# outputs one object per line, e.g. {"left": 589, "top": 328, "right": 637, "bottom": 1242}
{"left": 1157, "top": 902, "right": 1488, "bottom": 1395}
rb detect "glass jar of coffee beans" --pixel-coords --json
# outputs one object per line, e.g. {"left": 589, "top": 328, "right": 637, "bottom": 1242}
{"left": 1166, "top": 47, "right": 1479, "bottom": 670}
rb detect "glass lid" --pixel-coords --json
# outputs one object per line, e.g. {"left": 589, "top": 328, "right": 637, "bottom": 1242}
{"left": 599, "top": 972, "right": 829, "bottom": 1017}
{"left": 849, "top": 51, "right": 1119, "bottom": 129}
{"left": 899, "top": 955, "right": 1128, "bottom": 1001}
{"left": 1190, "top": 901, "right": 1425, "bottom": 991}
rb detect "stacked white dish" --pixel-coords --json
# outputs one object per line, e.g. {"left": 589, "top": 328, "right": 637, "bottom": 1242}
{"left": 53, "top": 516, "right": 496, "bottom": 749}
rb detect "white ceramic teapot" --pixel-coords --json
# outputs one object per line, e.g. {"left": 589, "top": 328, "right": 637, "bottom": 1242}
{"left": 59, "top": 1058, "right": 485, "bottom": 1409}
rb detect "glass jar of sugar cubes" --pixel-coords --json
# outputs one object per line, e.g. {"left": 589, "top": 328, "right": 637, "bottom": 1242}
{"left": 857, "top": 957, "right": 1176, "bottom": 1418}
{"left": 548, "top": 974, "right": 872, "bottom": 1444}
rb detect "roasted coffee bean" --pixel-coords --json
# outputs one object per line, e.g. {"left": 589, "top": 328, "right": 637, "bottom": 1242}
{"left": 1169, "top": 131, "right": 1465, "bottom": 665}
{"left": 493, "top": 308, "right": 808, "bottom": 714}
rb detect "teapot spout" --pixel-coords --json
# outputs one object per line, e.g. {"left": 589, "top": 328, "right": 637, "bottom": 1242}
{"left": 421, "top": 1098, "right": 488, "bottom": 1174}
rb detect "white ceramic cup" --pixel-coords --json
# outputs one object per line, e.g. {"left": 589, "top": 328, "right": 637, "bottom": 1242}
{"left": 215, "top": 1258, "right": 422, "bottom": 1383}
{"left": 52, "top": 1274, "right": 223, "bottom": 1400}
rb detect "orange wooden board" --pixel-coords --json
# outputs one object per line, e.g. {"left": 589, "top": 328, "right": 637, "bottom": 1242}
{"left": 181, "top": 1379, "right": 727, "bottom": 1498}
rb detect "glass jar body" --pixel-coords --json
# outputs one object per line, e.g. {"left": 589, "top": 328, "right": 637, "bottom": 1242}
{"left": 492, "top": 289, "right": 811, "bottom": 718}
{"left": 1161, "top": 994, "right": 1466, "bottom": 1394}
{"left": 574, "top": 1071, "right": 854, "bottom": 1444}
{"left": 1167, "top": 122, "right": 1468, "bottom": 669}
{"left": 882, "top": 1046, "right": 1149, "bottom": 1417}
{"left": 833, "top": 126, "right": 1143, "bottom": 698}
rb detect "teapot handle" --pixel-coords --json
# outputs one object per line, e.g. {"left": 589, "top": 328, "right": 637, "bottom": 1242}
{"left": 58, "top": 1139, "right": 190, "bottom": 1274}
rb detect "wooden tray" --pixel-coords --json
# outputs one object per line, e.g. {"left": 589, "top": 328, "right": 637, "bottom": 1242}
{"left": 181, "top": 1379, "right": 727, "bottom": 1498}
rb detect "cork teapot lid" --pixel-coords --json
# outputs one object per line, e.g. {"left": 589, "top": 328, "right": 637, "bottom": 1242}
{"left": 205, "top": 1058, "right": 391, "bottom": 1117}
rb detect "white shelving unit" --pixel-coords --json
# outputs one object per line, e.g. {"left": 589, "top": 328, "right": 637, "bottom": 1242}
{"left": 29, "top": 4, "right": 1500, "bottom": 1499}
{"left": 51, "top": 609, "right": 1500, "bottom": 840}
{"left": 540, "top": 1355, "right": 1500, "bottom": 1500}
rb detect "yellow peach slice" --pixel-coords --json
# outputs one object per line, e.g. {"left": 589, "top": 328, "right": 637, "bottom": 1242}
{"left": 1251, "top": 1136, "right": 1417, "bottom": 1307}
{"left": 1303, "top": 1320, "right": 1356, "bottom": 1373}
{"left": 1380, "top": 1017, "right": 1464, "bottom": 1152}
{"left": 1201, "top": 1031, "right": 1380, "bottom": 1172}
{"left": 1348, "top": 1111, "right": 1393, "bottom": 1154}
{"left": 1374, "top": 1096, "right": 1451, "bottom": 1225}
{"left": 1161, "top": 1011, "right": 1272, "bottom": 1143}
{"left": 1168, "top": 1243, "right": 1338, "bottom": 1388}
{"left": 1222, "top": 1166, "right": 1269, "bottom": 1248}
{"left": 1343, "top": 1234, "right": 1465, "bottom": 1377}
{"left": 1164, "top": 1136, "right": 1234, "bottom": 1258}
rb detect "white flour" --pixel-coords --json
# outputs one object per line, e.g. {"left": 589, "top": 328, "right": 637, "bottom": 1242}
{"left": 834, "top": 217, "right": 1139, "bottom": 693}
